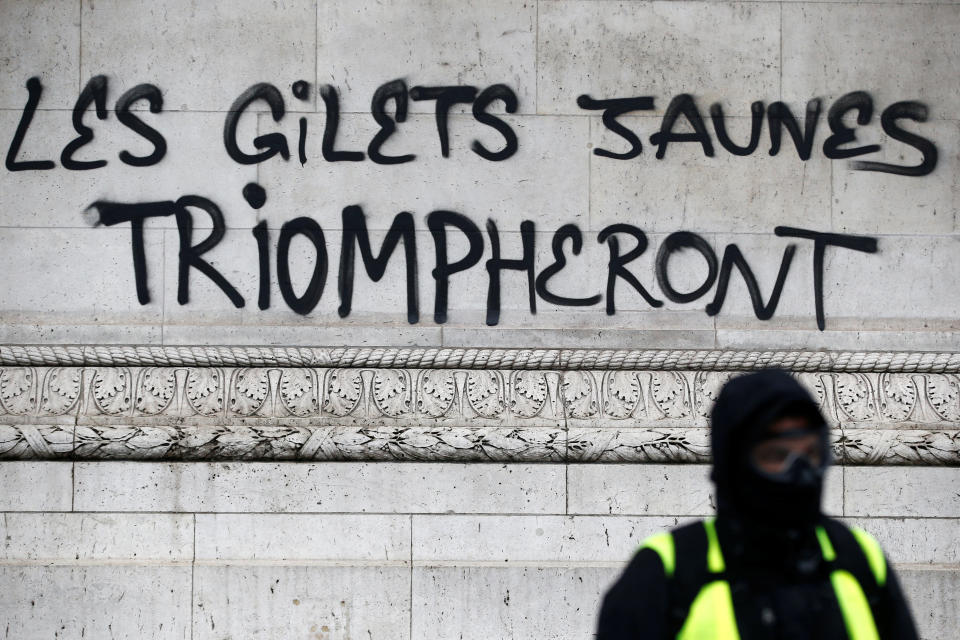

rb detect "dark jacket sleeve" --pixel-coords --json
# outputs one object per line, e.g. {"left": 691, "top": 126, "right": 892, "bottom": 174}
{"left": 875, "top": 561, "right": 919, "bottom": 640}
{"left": 596, "top": 548, "right": 670, "bottom": 640}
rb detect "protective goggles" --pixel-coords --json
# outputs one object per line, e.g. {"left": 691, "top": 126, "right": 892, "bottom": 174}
{"left": 749, "top": 426, "right": 829, "bottom": 478}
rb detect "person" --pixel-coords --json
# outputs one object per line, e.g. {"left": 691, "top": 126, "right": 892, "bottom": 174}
{"left": 596, "top": 369, "right": 918, "bottom": 639}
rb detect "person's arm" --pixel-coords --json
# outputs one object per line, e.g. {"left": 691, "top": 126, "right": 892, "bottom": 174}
{"left": 875, "top": 563, "right": 919, "bottom": 640}
{"left": 596, "top": 548, "right": 671, "bottom": 640}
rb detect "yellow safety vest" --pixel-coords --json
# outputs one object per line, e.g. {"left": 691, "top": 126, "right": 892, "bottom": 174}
{"left": 640, "top": 520, "right": 887, "bottom": 640}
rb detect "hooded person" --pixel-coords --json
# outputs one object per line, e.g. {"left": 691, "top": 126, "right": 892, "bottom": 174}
{"left": 596, "top": 369, "right": 918, "bottom": 640}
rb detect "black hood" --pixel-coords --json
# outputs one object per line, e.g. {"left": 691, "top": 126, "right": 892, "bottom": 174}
{"left": 710, "top": 369, "right": 828, "bottom": 523}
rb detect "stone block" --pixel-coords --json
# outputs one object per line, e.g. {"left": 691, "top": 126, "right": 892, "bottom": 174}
{"left": 589, "top": 115, "right": 832, "bottom": 233}
{"left": 0, "top": 228, "right": 163, "bottom": 342}
{"left": 824, "top": 235, "right": 960, "bottom": 322}
{"left": 782, "top": 4, "right": 960, "bottom": 117}
{"left": 538, "top": 2, "right": 779, "bottom": 115}
{"left": 193, "top": 565, "right": 409, "bottom": 640}
{"left": 567, "top": 464, "right": 715, "bottom": 516}
{"left": 413, "top": 514, "right": 691, "bottom": 565}
{"left": 161, "top": 323, "right": 443, "bottom": 348}
{"left": 80, "top": 0, "right": 317, "bottom": 112}
{"left": 257, "top": 113, "right": 589, "bottom": 231}
{"left": 833, "top": 121, "right": 959, "bottom": 236}
{"left": 897, "top": 568, "right": 960, "bottom": 640}
{"left": 0, "top": 565, "right": 191, "bottom": 640}
{"left": 0, "top": 0, "right": 79, "bottom": 110}
{"left": 74, "top": 462, "right": 566, "bottom": 513}
{"left": 844, "top": 467, "right": 960, "bottom": 518}
{"left": 440, "top": 325, "right": 717, "bottom": 350}
{"left": 715, "top": 327, "right": 960, "bottom": 353}
{"left": 842, "top": 517, "right": 960, "bottom": 565}
{"left": 567, "top": 463, "right": 842, "bottom": 517}
{"left": 195, "top": 513, "right": 410, "bottom": 561}
{"left": 412, "top": 565, "right": 618, "bottom": 640}
{"left": 318, "top": 0, "right": 537, "bottom": 113}
{"left": 0, "top": 513, "right": 194, "bottom": 561}
{"left": 0, "top": 109, "right": 257, "bottom": 229}
{"left": 0, "top": 322, "right": 162, "bottom": 345}
{"left": 0, "top": 461, "right": 72, "bottom": 511}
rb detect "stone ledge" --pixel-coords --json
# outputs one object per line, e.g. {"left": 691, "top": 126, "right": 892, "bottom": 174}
{"left": 2, "top": 346, "right": 959, "bottom": 372}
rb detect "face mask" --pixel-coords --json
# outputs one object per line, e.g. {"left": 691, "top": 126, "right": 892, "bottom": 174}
{"left": 731, "top": 427, "right": 829, "bottom": 526}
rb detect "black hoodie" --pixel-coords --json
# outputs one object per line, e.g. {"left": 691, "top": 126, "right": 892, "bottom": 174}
{"left": 596, "top": 369, "right": 918, "bottom": 640}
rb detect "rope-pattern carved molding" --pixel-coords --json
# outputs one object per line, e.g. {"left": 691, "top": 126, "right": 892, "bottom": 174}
{"left": 1, "top": 345, "right": 959, "bottom": 372}
{"left": 0, "top": 366, "right": 957, "bottom": 464}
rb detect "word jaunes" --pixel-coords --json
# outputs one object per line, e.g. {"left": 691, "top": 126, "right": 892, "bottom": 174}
{"left": 88, "top": 198, "right": 877, "bottom": 331}
{"left": 581, "top": 92, "right": 937, "bottom": 176}
{"left": 5, "top": 76, "right": 937, "bottom": 176}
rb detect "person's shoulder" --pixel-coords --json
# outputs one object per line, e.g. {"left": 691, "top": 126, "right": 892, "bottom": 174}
{"left": 820, "top": 517, "right": 888, "bottom": 587}
{"left": 820, "top": 516, "right": 884, "bottom": 551}
{"left": 632, "top": 519, "right": 708, "bottom": 579}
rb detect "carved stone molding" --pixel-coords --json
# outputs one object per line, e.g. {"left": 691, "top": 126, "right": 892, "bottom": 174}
{"left": 0, "top": 363, "right": 957, "bottom": 464}
{"left": 2, "top": 345, "right": 959, "bottom": 372}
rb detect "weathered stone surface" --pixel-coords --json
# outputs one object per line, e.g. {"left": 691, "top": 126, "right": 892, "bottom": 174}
{"left": 74, "top": 461, "right": 566, "bottom": 513}
{"left": 0, "top": 513, "right": 194, "bottom": 561}
{"left": 567, "top": 463, "right": 843, "bottom": 516}
{"left": 0, "top": 0, "right": 79, "bottom": 110}
{"left": 824, "top": 236, "right": 960, "bottom": 323}
{"left": 0, "top": 461, "right": 72, "bottom": 511}
{"left": 897, "top": 568, "right": 960, "bottom": 640}
{"left": 80, "top": 0, "right": 317, "bottom": 112}
{"left": 716, "top": 328, "right": 960, "bottom": 353}
{"left": 782, "top": 4, "right": 960, "bottom": 115}
{"left": 833, "top": 121, "right": 960, "bottom": 236}
{"left": 318, "top": 0, "right": 537, "bottom": 113}
{"left": 412, "top": 565, "right": 616, "bottom": 640}
{"left": 413, "top": 515, "right": 689, "bottom": 564}
{"left": 194, "top": 565, "right": 409, "bottom": 640}
{"left": 0, "top": 109, "right": 257, "bottom": 229}
{"left": 538, "top": 2, "right": 780, "bottom": 115}
{"left": 0, "top": 565, "right": 191, "bottom": 640}
{"left": 0, "top": 229, "right": 163, "bottom": 344}
{"left": 443, "top": 326, "right": 719, "bottom": 350}
{"left": 196, "top": 513, "right": 410, "bottom": 561}
{"left": 590, "top": 117, "right": 832, "bottom": 233}
{"left": 258, "top": 113, "right": 588, "bottom": 228}
{"left": 844, "top": 466, "right": 960, "bottom": 517}
{"left": 843, "top": 517, "right": 960, "bottom": 565}
{"left": 567, "top": 464, "right": 715, "bottom": 516}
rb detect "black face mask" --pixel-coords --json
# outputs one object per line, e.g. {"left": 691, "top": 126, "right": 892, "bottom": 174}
{"left": 731, "top": 433, "right": 829, "bottom": 526}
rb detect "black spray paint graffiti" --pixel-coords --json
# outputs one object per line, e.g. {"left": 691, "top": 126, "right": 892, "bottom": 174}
{"left": 85, "top": 197, "right": 876, "bottom": 331}
{"left": 6, "top": 76, "right": 520, "bottom": 172}
{"left": 578, "top": 91, "right": 938, "bottom": 176}
{"left": 5, "top": 77, "right": 904, "bottom": 329}
{"left": 5, "top": 76, "right": 938, "bottom": 175}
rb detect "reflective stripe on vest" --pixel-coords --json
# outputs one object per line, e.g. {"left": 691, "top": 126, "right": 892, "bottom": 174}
{"left": 638, "top": 520, "right": 885, "bottom": 640}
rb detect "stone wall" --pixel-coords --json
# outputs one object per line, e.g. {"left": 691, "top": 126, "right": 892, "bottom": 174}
{"left": 1, "top": 0, "right": 958, "bottom": 638}
{"left": 2, "top": 460, "right": 958, "bottom": 638}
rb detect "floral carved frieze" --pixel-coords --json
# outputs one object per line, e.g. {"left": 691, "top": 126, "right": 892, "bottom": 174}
{"left": 0, "top": 364, "right": 957, "bottom": 464}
